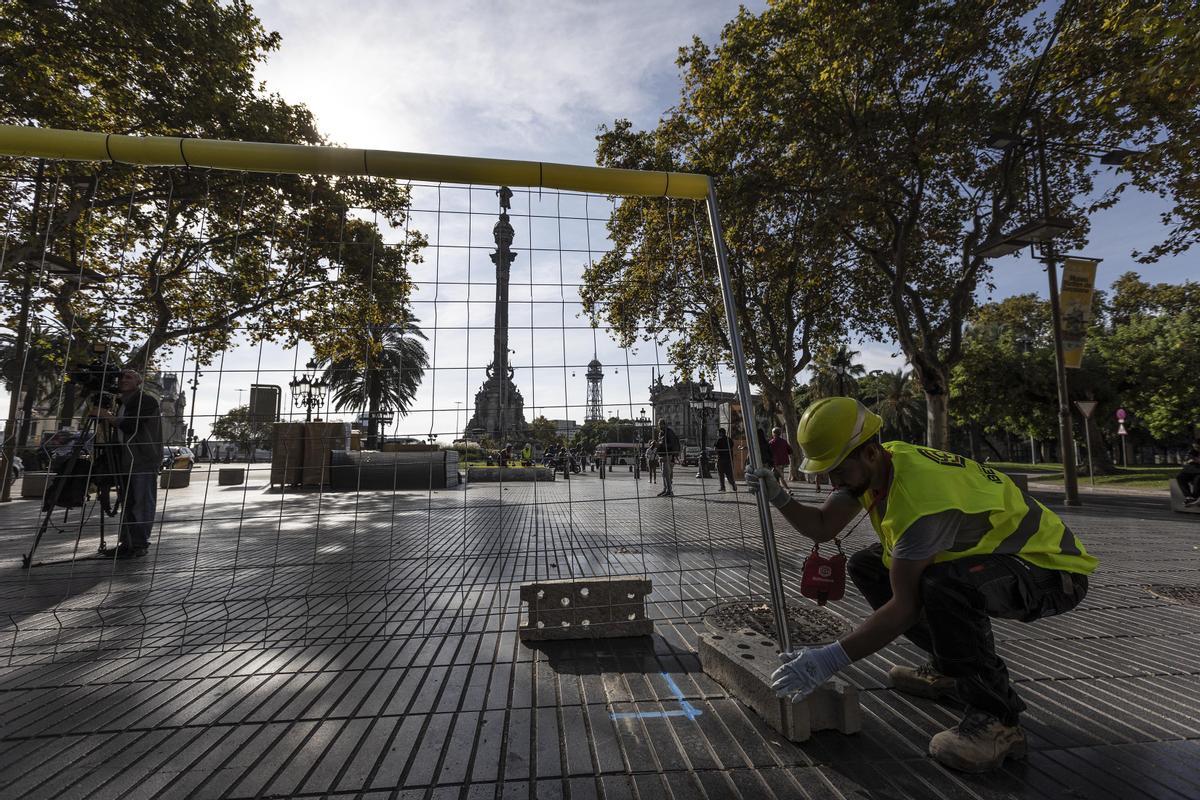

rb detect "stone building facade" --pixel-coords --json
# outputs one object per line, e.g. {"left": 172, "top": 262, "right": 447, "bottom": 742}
{"left": 648, "top": 375, "right": 758, "bottom": 448}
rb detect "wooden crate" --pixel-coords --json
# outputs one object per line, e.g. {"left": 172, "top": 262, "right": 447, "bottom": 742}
{"left": 301, "top": 422, "right": 345, "bottom": 487}
{"left": 270, "top": 422, "right": 305, "bottom": 486}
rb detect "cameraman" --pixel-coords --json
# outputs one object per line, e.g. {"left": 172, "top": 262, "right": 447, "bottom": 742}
{"left": 92, "top": 369, "right": 162, "bottom": 558}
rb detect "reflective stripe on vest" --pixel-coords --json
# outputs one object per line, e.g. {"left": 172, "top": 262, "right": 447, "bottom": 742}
{"left": 863, "top": 442, "right": 1097, "bottom": 575}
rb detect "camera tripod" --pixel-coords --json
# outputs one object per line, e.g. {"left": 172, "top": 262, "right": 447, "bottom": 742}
{"left": 21, "top": 414, "right": 123, "bottom": 569}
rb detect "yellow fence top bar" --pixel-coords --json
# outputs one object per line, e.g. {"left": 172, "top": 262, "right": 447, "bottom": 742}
{"left": 0, "top": 125, "right": 711, "bottom": 200}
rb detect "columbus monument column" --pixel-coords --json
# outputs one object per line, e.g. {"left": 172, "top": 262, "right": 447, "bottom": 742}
{"left": 464, "top": 187, "right": 528, "bottom": 442}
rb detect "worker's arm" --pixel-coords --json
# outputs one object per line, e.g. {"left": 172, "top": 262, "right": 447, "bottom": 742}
{"left": 747, "top": 466, "right": 860, "bottom": 543}
{"left": 769, "top": 554, "right": 934, "bottom": 699}
{"left": 838, "top": 554, "right": 934, "bottom": 661}
{"left": 778, "top": 490, "right": 862, "bottom": 544}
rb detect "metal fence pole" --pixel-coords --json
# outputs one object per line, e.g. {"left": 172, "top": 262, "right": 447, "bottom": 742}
{"left": 703, "top": 181, "right": 792, "bottom": 653}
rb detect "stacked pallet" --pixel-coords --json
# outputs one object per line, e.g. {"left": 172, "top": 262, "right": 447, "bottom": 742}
{"left": 271, "top": 422, "right": 347, "bottom": 488}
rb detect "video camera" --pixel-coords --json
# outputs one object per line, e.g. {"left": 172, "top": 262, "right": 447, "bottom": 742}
{"left": 70, "top": 344, "right": 122, "bottom": 410}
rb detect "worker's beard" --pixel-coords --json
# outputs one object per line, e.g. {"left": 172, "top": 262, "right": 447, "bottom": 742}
{"left": 836, "top": 476, "right": 871, "bottom": 496}
{"left": 831, "top": 459, "right": 872, "bottom": 496}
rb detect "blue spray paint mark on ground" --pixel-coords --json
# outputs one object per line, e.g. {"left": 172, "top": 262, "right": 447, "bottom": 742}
{"left": 610, "top": 672, "right": 703, "bottom": 721}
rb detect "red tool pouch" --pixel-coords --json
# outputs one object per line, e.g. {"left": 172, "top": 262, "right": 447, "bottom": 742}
{"left": 800, "top": 540, "right": 847, "bottom": 606}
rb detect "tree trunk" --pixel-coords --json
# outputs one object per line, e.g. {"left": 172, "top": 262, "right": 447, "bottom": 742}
{"left": 17, "top": 387, "right": 36, "bottom": 447}
{"left": 1080, "top": 414, "right": 1117, "bottom": 475}
{"left": 924, "top": 391, "right": 949, "bottom": 451}
{"left": 910, "top": 361, "right": 951, "bottom": 451}
{"left": 366, "top": 366, "right": 381, "bottom": 451}
{"left": 58, "top": 382, "right": 77, "bottom": 430}
{"left": 779, "top": 397, "right": 801, "bottom": 481}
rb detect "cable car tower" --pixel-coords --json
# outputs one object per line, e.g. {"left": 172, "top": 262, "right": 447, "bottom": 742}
{"left": 585, "top": 355, "right": 604, "bottom": 422}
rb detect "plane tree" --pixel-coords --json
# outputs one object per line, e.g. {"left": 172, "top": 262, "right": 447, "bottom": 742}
{"left": 0, "top": 0, "right": 424, "bottom": 378}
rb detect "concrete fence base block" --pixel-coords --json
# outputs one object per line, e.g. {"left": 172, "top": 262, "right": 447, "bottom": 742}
{"left": 698, "top": 630, "right": 861, "bottom": 741}
{"left": 519, "top": 576, "right": 652, "bottom": 641}
{"left": 20, "top": 471, "right": 52, "bottom": 498}
{"left": 469, "top": 466, "right": 555, "bottom": 482}
{"left": 159, "top": 469, "right": 191, "bottom": 489}
{"left": 218, "top": 468, "right": 246, "bottom": 486}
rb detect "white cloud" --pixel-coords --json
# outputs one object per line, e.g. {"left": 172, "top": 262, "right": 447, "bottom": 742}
{"left": 255, "top": 0, "right": 750, "bottom": 162}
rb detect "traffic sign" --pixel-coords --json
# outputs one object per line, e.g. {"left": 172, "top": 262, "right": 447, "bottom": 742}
{"left": 1116, "top": 407, "right": 1126, "bottom": 421}
{"left": 1075, "top": 400, "right": 1099, "bottom": 418}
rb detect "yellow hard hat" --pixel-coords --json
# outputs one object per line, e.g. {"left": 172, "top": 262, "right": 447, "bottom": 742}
{"left": 797, "top": 397, "right": 883, "bottom": 473}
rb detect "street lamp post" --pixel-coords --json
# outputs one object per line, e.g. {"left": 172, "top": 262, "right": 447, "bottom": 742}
{"left": 1033, "top": 114, "right": 1081, "bottom": 506}
{"left": 369, "top": 408, "right": 394, "bottom": 450}
{"left": 637, "top": 406, "right": 649, "bottom": 471}
{"left": 288, "top": 358, "right": 328, "bottom": 423}
{"left": 186, "top": 358, "right": 202, "bottom": 449}
{"left": 975, "top": 123, "right": 1139, "bottom": 507}
{"left": 690, "top": 376, "right": 716, "bottom": 479}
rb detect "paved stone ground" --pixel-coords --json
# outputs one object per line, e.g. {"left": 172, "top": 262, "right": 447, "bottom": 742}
{"left": 0, "top": 465, "right": 1197, "bottom": 799}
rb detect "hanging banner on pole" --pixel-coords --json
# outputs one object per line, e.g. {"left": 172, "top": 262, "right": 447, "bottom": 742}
{"left": 1060, "top": 257, "right": 1100, "bottom": 368}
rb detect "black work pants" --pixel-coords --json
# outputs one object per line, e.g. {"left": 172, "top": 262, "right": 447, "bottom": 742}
{"left": 716, "top": 458, "right": 736, "bottom": 490}
{"left": 848, "top": 543, "right": 1087, "bottom": 724}
{"left": 1176, "top": 464, "right": 1200, "bottom": 498}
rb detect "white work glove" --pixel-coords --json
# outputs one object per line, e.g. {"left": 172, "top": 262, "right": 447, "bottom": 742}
{"left": 769, "top": 642, "right": 850, "bottom": 701}
{"left": 745, "top": 466, "right": 790, "bottom": 509}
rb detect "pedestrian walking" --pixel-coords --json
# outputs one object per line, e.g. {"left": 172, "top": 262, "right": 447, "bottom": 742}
{"left": 714, "top": 427, "right": 736, "bottom": 491}
{"left": 768, "top": 426, "right": 793, "bottom": 491}
{"left": 653, "top": 419, "right": 679, "bottom": 497}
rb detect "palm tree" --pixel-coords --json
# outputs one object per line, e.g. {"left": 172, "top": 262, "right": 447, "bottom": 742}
{"left": 867, "top": 369, "right": 925, "bottom": 443}
{"left": 810, "top": 343, "right": 867, "bottom": 398}
{"left": 322, "top": 321, "right": 429, "bottom": 449}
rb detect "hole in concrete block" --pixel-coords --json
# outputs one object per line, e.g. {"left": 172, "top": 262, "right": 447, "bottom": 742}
{"left": 536, "top": 621, "right": 545, "bottom": 629}
{"left": 560, "top": 597, "right": 570, "bottom": 607}
{"left": 712, "top": 635, "right": 724, "bottom": 640}
{"left": 736, "top": 643, "right": 751, "bottom": 650}
{"left": 561, "top": 621, "right": 571, "bottom": 627}
{"left": 742, "top": 630, "right": 755, "bottom": 636}
{"left": 536, "top": 590, "right": 545, "bottom": 600}
{"left": 627, "top": 613, "right": 637, "bottom": 621}
{"left": 581, "top": 619, "right": 590, "bottom": 627}
{"left": 740, "top": 653, "right": 755, "bottom": 660}
{"left": 580, "top": 587, "right": 589, "bottom": 598}
{"left": 761, "top": 641, "right": 774, "bottom": 647}
{"left": 627, "top": 593, "right": 635, "bottom": 599}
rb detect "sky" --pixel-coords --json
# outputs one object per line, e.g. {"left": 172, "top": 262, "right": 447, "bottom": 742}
{"left": 4, "top": 0, "right": 1194, "bottom": 444}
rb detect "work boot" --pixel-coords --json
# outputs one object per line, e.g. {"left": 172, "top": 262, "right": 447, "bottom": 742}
{"left": 889, "top": 663, "right": 957, "bottom": 699}
{"left": 929, "top": 711, "right": 1027, "bottom": 772}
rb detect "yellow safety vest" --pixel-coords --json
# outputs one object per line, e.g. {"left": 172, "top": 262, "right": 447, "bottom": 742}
{"left": 860, "top": 442, "right": 1097, "bottom": 575}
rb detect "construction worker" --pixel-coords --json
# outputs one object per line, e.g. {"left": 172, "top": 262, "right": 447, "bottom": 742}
{"left": 749, "top": 397, "right": 1096, "bottom": 772}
